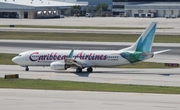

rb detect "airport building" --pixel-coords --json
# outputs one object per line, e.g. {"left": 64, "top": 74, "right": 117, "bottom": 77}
{"left": 112, "top": 0, "right": 180, "bottom": 17}
{"left": 2, "top": 0, "right": 180, "bottom": 18}
{"left": 0, "top": 0, "right": 113, "bottom": 19}
{"left": 77, "top": 0, "right": 112, "bottom": 6}
{"left": 0, "top": 0, "right": 88, "bottom": 19}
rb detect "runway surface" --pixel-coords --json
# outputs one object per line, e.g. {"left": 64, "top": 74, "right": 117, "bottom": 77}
{"left": 1, "top": 65, "right": 180, "bottom": 87}
{"left": 0, "top": 17, "right": 180, "bottom": 35}
{"left": 1, "top": 89, "right": 180, "bottom": 110}
{"left": 1, "top": 27, "right": 180, "bottom": 35}
{"left": 0, "top": 40, "right": 179, "bottom": 63}
{"left": 1, "top": 40, "right": 179, "bottom": 52}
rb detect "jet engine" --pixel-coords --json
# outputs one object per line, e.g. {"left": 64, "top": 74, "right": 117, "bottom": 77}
{"left": 50, "top": 61, "right": 66, "bottom": 70}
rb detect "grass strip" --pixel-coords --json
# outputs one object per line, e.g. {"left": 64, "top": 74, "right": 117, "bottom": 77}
{"left": 0, "top": 31, "right": 180, "bottom": 43}
{"left": 0, "top": 53, "right": 16, "bottom": 65}
{"left": 0, "top": 53, "right": 172, "bottom": 68}
{"left": 0, "top": 25, "right": 172, "bottom": 30}
{"left": 118, "top": 62, "right": 170, "bottom": 68}
{"left": 0, "top": 78, "right": 180, "bottom": 94}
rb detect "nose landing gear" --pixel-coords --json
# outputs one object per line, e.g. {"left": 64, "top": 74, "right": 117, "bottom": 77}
{"left": 25, "top": 66, "right": 29, "bottom": 71}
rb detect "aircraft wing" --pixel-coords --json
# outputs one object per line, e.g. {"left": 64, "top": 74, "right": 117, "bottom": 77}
{"left": 64, "top": 49, "right": 87, "bottom": 68}
{"left": 65, "top": 58, "right": 84, "bottom": 68}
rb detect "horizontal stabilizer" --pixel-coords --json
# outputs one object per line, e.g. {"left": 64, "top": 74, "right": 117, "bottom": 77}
{"left": 153, "top": 49, "right": 171, "bottom": 55}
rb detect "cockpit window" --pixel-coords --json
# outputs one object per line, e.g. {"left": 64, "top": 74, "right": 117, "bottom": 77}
{"left": 18, "top": 54, "right": 22, "bottom": 56}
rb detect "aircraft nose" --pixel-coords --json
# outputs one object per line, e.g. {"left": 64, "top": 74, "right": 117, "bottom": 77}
{"left": 12, "top": 57, "right": 19, "bottom": 64}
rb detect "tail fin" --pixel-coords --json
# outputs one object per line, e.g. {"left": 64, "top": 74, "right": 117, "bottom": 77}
{"left": 120, "top": 22, "right": 170, "bottom": 63}
{"left": 126, "top": 22, "right": 157, "bottom": 52}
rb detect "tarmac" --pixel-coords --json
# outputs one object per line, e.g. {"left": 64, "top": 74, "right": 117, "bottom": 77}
{"left": 1, "top": 65, "right": 180, "bottom": 87}
{"left": 0, "top": 89, "right": 180, "bottom": 110}
{"left": 0, "top": 17, "right": 180, "bottom": 35}
{"left": 0, "top": 17, "right": 179, "bottom": 27}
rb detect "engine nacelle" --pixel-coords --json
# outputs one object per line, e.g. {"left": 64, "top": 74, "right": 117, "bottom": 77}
{"left": 50, "top": 61, "right": 66, "bottom": 70}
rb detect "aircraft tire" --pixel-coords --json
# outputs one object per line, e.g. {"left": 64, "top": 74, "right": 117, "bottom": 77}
{"left": 76, "top": 67, "right": 82, "bottom": 73}
{"left": 25, "top": 67, "right": 29, "bottom": 71}
{"left": 87, "top": 67, "right": 93, "bottom": 73}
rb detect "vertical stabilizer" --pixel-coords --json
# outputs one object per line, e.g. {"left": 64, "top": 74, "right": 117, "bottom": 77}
{"left": 126, "top": 22, "right": 157, "bottom": 52}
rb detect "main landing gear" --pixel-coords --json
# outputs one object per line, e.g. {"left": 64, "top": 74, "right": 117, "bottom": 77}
{"left": 76, "top": 67, "right": 82, "bottom": 73}
{"left": 76, "top": 67, "right": 93, "bottom": 73}
{"left": 87, "top": 67, "right": 93, "bottom": 73}
{"left": 25, "top": 66, "right": 29, "bottom": 71}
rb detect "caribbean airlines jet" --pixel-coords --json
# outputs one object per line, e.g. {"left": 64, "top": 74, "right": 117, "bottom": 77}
{"left": 12, "top": 22, "right": 170, "bottom": 73}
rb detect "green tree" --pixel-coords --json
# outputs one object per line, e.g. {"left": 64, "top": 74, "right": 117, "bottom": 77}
{"left": 86, "top": 7, "right": 92, "bottom": 13}
{"left": 96, "top": 3, "right": 108, "bottom": 11}
{"left": 65, "top": 8, "right": 71, "bottom": 17}
{"left": 72, "top": 5, "right": 81, "bottom": 10}
{"left": 71, "top": 9, "right": 80, "bottom": 16}
{"left": 65, "top": 5, "right": 81, "bottom": 17}
{"left": 72, "top": 5, "right": 81, "bottom": 16}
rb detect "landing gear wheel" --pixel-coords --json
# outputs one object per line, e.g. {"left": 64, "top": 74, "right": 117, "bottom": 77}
{"left": 25, "top": 67, "right": 29, "bottom": 71}
{"left": 76, "top": 67, "right": 82, "bottom": 73}
{"left": 87, "top": 67, "right": 93, "bottom": 73}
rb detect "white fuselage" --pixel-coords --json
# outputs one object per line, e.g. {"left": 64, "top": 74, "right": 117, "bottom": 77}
{"left": 12, "top": 50, "right": 130, "bottom": 67}
{"left": 11, "top": 22, "right": 164, "bottom": 72}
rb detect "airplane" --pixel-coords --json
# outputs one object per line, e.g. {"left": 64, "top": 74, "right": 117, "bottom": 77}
{"left": 12, "top": 22, "right": 170, "bottom": 73}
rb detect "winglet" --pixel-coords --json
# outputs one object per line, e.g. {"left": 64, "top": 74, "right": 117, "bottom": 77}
{"left": 68, "top": 49, "right": 74, "bottom": 58}
{"left": 65, "top": 49, "right": 83, "bottom": 68}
